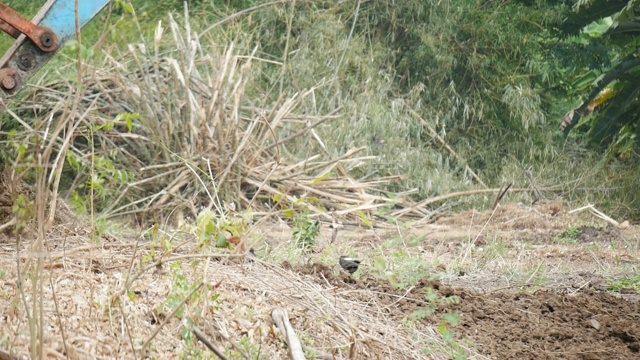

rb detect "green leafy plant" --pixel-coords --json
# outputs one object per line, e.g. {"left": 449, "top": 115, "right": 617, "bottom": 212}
{"left": 409, "top": 287, "right": 467, "bottom": 359}
{"left": 554, "top": 224, "right": 606, "bottom": 244}
{"left": 373, "top": 252, "right": 437, "bottom": 289}
{"left": 410, "top": 287, "right": 441, "bottom": 320}
{"left": 141, "top": 223, "right": 177, "bottom": 265}
{"left": 195, "top": 209, "right": 249, "bottom": 250}
{"left": 162, "top": 262, "right": 198, "bottom": 317}
{"left": 559, "top": 0, "right": 640, "bottom": 157}
{"left": 273, "top": 192, "right": 322, "bottom": 250}
{"left": 153, "top": 262, "right": 216, "bottom": 342}
{"left": 292, "top": 213, "right": 320, "bottom": 251}
{"left": 228, "top": 335, "right": 265, "bottom": 360}
{"left": 11, "top": 193, "right": 33, "bottom": 234}
{"left": 439, "top": 312, "right": 468, "bottom": 360}
{"left": 410, "top": 287, "right": 461, "bottom": 321}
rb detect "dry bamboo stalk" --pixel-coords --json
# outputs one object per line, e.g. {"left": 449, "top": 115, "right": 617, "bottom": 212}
{"left": 247, "top": 112, "right": 280, "bottom": 169}
{"left": 218, "top": 111, "right": 261, "bottom": 186}
{"left": 265, "top": 111, "right": 340, "bottom": 152}
{"left": 308, "top": 124, "right": 366, "bottom": 202}
{"left": 391, "top": 187, "right": 538, "bottom": 217}
{"left": 292, "top": 182, "right": 362, "bottom": 204}
{"left": 312, "top": 177, "right": 398, "bottom": 189}
{"left": 272, "top": 308, "right": 306, "bottom": 360}
{"left": 278, "top": 155, "right": 322, "bottom": 175}
{"left": 334, "top": 202, "right": 389, "bottom": 216}
{"left": 248, "top": 162, "right": 280, "bottom": 208}
{"left": 279, "top": 147, "right": 367, "bottom": 181}
{"left": 155, "top": 171, "right": 191, "bottom": 208}
{"left": 569, "top": 204, "right": 620, "bottom": 226}
{"left": 16, "top": 18, "right": 437, "bottom": 224}
{"left": 407, "top": 108, "right": 487, "bottom": 188}
{"left": 102, "top": 168, "right": 182, "bottom": 216}
{"left": 243, "top": 177, "right": 331, "bottom": 220}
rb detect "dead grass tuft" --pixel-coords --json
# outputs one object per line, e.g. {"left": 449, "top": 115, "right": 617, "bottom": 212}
{"left": 13, "top": 13, "right": 424, "bottom": 226}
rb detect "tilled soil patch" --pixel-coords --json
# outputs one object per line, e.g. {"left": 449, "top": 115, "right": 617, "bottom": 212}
{"left": 295, "top": 263, "right": 640, "bottom": 359}
{"left": 449, "top": 289, "right": 640, "bottom": 359}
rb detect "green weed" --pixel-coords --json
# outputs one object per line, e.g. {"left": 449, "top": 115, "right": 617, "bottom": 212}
{"left": 554, "top": 226, "right": 581, "bottom": 244}
{"left": 439, "top": 315, "right": 469, "bottom": 360}
{"left": 609, "top": 274, "right": 640, "bottom": 293}
{"left": 408, "top": 286, "right": 468, "bottom": 359}
{"left": 372, "top": 251, "right": 437, "bottom": 289}
{"left": 292, "top": 213, "right": 320, "bottom": 251}
{"left": 194, "top": 209, "right": 250, "bottom": 250}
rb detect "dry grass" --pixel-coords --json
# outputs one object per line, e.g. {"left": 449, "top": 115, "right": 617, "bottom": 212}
{"left": 0, "top": 216, "right": 451, "bottom": 359}
{"left": 11, "top": 12, "right": 428, "bottom": 227}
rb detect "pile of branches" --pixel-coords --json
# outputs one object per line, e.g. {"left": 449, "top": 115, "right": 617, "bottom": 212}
{"left": 14, "top": 14, "right": 422, "bottom": 223}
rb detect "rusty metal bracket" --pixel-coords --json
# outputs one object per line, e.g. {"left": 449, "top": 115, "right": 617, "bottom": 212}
{"left": 0, "top": 2, "right": 58, "bottom": 52}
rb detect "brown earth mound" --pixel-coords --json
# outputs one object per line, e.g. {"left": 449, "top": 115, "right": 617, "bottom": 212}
{"left": 295, "top": 263, "right": 640, "bottom": 360}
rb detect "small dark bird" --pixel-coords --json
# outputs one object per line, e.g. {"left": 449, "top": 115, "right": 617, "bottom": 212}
{"left": 339, "top": 256, "right": 361, "bottom": 275}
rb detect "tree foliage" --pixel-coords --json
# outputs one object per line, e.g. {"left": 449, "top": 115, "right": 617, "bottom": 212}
{"left": 351, "top": 0, "right": 571, "bottom": 173}
{"left": 560, "top": 0, "right": 640, "bottom": 158}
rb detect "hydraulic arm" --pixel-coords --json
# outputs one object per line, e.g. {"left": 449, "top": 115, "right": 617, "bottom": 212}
{"left": 0, "top": 0, "right": 111, "bottom": 98}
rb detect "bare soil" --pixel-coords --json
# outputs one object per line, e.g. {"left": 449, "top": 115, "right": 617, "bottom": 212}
{"left": 0, "top": 199, "right": 639, "bottom": 359}
{"left": 295, "top": 263, "right": 640, "bottom": 359}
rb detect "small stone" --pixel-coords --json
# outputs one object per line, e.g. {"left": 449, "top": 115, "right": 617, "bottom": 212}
{"left": 588, "top": 318, "right": 600, "bottom": 330}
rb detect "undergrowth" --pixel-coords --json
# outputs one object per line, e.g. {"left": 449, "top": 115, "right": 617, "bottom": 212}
{"left": 2, "top": 1, "right": 640, "bottom": 222}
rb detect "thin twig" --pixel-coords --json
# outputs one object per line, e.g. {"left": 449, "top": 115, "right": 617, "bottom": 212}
{"left": 265, "top": 110, "right": 341, "bottom": 152}
{"left": 192, "top": 326, "right": 230, "bottom": 360}
{"left": 491, "top": 182, "right": 512, "bottom": 211}
{"left": 139, "top": 282, "right": 204, "bottom": 355}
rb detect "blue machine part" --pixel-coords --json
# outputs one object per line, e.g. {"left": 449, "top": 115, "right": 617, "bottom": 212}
{"left": 0, "top": 0, "right": 112, "bottom": 97}
{"left": 39, "top": 0, "right": 111, "bottom": 42}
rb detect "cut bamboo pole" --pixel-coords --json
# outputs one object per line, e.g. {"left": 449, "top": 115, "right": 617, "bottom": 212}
{"left": 272, "top": 308, "right": 306, "bottom": 360}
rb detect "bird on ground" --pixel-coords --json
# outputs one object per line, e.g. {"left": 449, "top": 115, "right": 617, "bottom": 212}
{"left": 339, "top": 256, "right": 361, "bottom": 275}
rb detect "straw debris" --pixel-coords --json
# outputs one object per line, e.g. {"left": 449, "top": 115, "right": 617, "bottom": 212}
{"left": 13, "top": 14, "right": 425, "bottom": 225}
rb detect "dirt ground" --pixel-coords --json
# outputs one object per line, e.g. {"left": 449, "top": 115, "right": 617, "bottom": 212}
{"left": 0, "top": 200, "right": 639, "bottom": 359}
{"left": 296, "top": 265, "right": 640, "bottom": 359}
{"left": 288, "top": 201, "right": 640, "bottom": 359}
